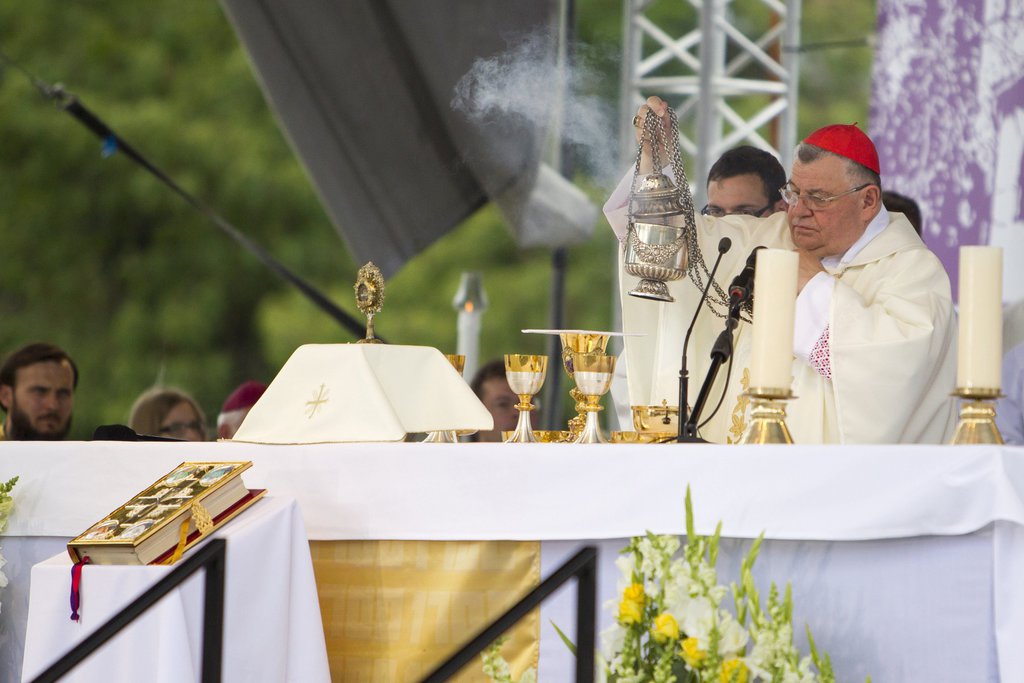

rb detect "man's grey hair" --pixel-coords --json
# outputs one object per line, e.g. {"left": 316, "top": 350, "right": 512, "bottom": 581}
{"left": 794, "top": 143, "right": 882, "bottom": 188}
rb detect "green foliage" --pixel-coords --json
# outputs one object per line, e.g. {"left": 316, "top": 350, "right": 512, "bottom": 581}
{"left": 0, "top": 1, "right": 875, "bottom": 438}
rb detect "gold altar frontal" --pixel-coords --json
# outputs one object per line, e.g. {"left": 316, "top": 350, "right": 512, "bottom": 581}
{"left": 310, "top": 540, "right": 541, "bottom": 682}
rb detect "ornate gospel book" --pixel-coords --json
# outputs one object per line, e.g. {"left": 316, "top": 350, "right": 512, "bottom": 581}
{"left": 67, "top": 461, "right": 265, "bottom": 565}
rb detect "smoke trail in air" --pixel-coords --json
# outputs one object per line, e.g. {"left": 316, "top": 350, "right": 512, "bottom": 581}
{"left": 451, "top": 31, "right": 621, "bottom": 187}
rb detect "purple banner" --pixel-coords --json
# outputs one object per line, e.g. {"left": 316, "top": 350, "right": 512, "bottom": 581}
{"left": 870, "top": 0, "right": 1024, "bottom": 302}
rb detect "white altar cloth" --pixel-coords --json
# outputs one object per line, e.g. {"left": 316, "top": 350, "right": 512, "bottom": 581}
{"left": 1, "top": 441, "right": 1023, "bottom": 681}
{"left": 18, "top": 495, "right": 330, "bottom": 683}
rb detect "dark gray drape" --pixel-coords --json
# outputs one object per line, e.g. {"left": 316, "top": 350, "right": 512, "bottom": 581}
{"left": 220, "top": 0, "right": 593, "bottom": 277}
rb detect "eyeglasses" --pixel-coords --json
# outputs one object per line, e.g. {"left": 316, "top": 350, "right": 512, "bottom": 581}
{"left": 159, "top": 420, "right": 204, "bottom": 437}
{"left": 700, "top": 203, "right": 775, "bottom": 218}
{"left": 779, "top": 182, "right": 872, "bottom": 211}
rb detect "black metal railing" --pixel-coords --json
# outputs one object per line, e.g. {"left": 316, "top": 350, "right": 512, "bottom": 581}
{"left": 29, "top": 538, "right": 227, "bottom": 683}
{"left": 420, "top": 545, "right": 597, "bottom": 683}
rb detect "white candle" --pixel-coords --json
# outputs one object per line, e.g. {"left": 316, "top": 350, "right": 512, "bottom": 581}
{"left": 457, "top": 310, "right": 482, "bottom": 380}
{"left": 957, "top": 246, "right": 1003, "bottom": 389}
{"left": 749, "top": 249, "right": 799, "bottom": 390}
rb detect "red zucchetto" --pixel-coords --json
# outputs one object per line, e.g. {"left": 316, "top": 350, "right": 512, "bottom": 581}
{"left": 220, "top": 380, "right": 267, "bottom": 413}
{"left": 803, "top": 123, "right": 880, "bottom": 175}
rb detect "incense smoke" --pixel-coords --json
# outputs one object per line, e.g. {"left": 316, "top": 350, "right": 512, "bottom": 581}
{"left": 451, "top": 31, "right": 620, "bottom": 187}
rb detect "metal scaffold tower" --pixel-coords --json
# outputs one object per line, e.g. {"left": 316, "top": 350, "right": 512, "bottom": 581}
{"left": 619, "top": 0, "right": 802, "bottom": 205}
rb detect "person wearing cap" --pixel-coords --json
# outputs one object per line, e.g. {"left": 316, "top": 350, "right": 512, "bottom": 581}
{"left": 605, "top": 96, "right": 956, "bottom": 444}
{"left": 216, "top": 380, "right": 267, "bottom": 440}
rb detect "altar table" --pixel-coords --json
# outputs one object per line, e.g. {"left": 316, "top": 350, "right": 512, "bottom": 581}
{"left": 2, "top": 441, "right": 1023, "bottom": 682}
{"left": 18, "top": 496, "right": 329, "bottom": 683}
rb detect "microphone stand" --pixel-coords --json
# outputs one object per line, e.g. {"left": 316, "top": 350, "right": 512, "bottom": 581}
{"left": 677, "top": 237, "right": 731, "bottom": 443}
{"left": 682, "top": 300, "right": 744, "bottom": 440}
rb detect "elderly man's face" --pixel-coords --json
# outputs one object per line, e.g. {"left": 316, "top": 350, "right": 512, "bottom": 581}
{"left": 786, "top": 155, "right": 878, "bottom": 259}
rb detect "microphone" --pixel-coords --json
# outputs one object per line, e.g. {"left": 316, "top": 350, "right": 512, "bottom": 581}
{"left": 728, "top": 246, "right": 765, "bottom": 308}
{"left": 678, "top": 237, "right": 731, "bottom": 442}
{"left": 91, "top": 424, "right": 182, "bottom": 442}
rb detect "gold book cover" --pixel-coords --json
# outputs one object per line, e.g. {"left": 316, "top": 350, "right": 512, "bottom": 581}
{"left": 67, "top": 461, "right": 265, "bottom": 565}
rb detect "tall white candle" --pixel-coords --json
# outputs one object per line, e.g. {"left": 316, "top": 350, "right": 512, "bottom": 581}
{"left": 957, "top": 246, "right": 1003, "bottom": 389}
{"left": 457, "top": 310, "right": 482, "bottom": 380}
{"left": 749, "top": 249, "right": 799, "bottom": 390}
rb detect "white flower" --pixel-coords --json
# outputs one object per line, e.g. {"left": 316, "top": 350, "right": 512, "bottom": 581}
{"left": 680, "top": 595, "right": 715, "bottom": 642}
{"left": 717, "top": 612, "right": 749, "bottom": 656}
{"left": 615, "top": 554, "right": 637, "bottom": 587}
{"left": 600, "top": 623, "right": 626, "bottom": 661}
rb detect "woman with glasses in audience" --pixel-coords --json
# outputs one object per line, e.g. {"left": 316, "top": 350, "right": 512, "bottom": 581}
{"left": 129, "top": 387, "right": 208, "bottom": 441}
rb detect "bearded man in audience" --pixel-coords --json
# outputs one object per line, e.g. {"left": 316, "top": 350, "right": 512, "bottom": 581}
{"left": 0, "top": 342, "right": 78, "bottom": 440}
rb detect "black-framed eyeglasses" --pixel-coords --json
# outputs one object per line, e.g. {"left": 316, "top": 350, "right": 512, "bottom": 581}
{"left": 779, "top": 181, "right": 872, "bottom": 211}
{"left": 700, "top": 203, "right": 775, "bottom": 218}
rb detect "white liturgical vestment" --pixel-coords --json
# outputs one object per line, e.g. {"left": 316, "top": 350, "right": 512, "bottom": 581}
{"left": 606, "top": 174, "right": 957, "bottom": 444}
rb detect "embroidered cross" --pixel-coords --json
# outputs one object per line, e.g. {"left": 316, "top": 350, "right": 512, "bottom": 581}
{"left": 305, "top": 383, "right": 329, "bottom": 419}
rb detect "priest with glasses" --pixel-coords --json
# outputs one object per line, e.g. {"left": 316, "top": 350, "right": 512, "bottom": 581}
{"left": 605, "top": 96, "right": 957, "bottom": 444}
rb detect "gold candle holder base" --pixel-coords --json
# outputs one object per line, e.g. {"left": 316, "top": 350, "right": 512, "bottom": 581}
{"left": 737, "top": 387, "right": 795, "bottom": 445}
{"left": 951, "top": 387, "right": 1004, "bottom": 445}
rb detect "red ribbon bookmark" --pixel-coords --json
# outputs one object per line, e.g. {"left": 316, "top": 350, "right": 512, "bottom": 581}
{"left": 70, "top": 557, "right": 90, "bottom": 622}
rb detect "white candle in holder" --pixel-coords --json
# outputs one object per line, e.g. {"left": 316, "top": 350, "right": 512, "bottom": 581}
{"left": 957, "top": 246, "right": 1002, "bottom": 389}
{"left": 749, "top": 249, "right": 799, "bottom": 390}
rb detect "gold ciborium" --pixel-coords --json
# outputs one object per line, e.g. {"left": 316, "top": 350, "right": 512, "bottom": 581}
{"left": 559, "top": 332, "right": 611, "bottom": 439}
{"left": 423, "top": 353, "right": 467, "bottom": 443}
{"left": 571, "top": 352, "right": 616, "bottom": 444}
{"left": 503, "top": 354, "right": 548, "bottom": 443}
{"left": 627, "top": 400, "right": 679, "bottom": 442}
{"left": 951, "top": 387, "right": 1004, "bottom": 445}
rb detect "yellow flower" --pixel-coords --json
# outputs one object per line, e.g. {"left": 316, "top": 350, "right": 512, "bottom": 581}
{"left": 617, "top": 583, "right": 646, "bottom": 625}
{"left": 651, "top": 612, "right": 680, "bottom": 643}
{"left": 618, "top": 598, "right": 643, "bottom": 625}
{"left": 680, "top": 637, "right": 707, "bottom": 668}
{"left": 623, "top": 583, "right": 646, "bottom": 604}
{"left": 719, "top": 658, "right": 749, "bottom": 683}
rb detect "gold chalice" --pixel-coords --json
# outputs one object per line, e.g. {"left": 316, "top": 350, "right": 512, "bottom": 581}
{"left": 445, "top": 353, "right": 466, "bottom": 376}
{"left": 424, "top": 353, "right": 467, "bottom": 443}
{"left": 570, "top": 352, "right": 616, "bottom": 444}
{"left": 503, "top": 354, "right": 548, "bottom": 443}
{"left": 559, "top": 332, "right": 610, "bottom": 439}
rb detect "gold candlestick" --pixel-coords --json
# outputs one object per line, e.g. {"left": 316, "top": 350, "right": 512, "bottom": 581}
{"left": 950, "top": 387, "right": 1004, "bottom": 445}
{"left": 737, "top": 387, "right": 795, "bottom": 445}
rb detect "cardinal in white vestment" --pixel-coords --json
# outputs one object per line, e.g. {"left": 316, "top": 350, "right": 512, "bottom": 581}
{"left": 607, "top": 97, "right": 957, "bottom": 444}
